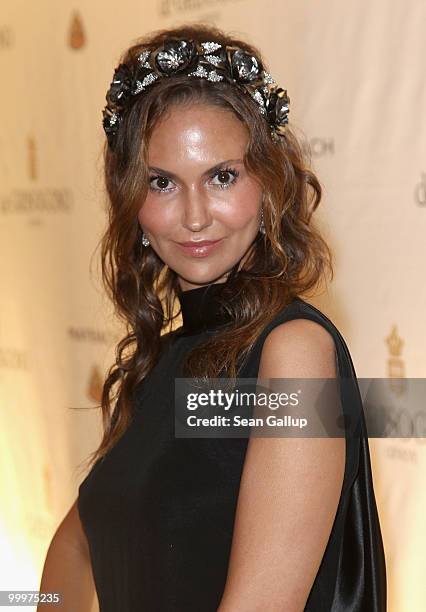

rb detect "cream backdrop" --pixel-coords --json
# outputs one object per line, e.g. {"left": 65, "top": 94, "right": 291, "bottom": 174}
{"left": 0, "top": 1, "right": 425, "bottom": 610}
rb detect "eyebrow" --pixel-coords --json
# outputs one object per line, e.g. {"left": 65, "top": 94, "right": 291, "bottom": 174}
{"left": 148, "top": 158, "right": 244, "bottom": 180}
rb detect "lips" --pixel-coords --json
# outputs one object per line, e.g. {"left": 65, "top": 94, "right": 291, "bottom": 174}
{"left": 176, "top": 238, "right": 223, "bottom": 258}
{"left": 178, "top": 239, "right": 221, "bottom": 247}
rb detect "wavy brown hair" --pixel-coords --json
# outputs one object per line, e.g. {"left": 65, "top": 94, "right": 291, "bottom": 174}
{"left": 82, "top": 22, "right": 333, "bottom": 472}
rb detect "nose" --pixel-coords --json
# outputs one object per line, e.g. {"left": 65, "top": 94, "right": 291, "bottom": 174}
{"left": 181, "top": 193, "right": 213, "bottom": 232}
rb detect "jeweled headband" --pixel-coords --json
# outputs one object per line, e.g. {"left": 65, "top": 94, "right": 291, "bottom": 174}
{"left": 102, "top": 38, "right": 290, "bottom": 150}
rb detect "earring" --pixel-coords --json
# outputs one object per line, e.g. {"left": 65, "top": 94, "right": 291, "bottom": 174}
{"left": 141, "top": 232, "right": 150, "bottom": 247}
{"left": 259, "top": 207, "right": 266, "bottom": 235}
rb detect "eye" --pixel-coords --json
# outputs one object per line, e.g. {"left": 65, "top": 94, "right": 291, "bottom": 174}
{"left": 210, "top": 167, "right": 240, "bottom": 189}
{"left": 148, "top": 166, "right": 240, "bottom": 194}
{"left": 149, "top": 175, "right": 174, "bottom": 193}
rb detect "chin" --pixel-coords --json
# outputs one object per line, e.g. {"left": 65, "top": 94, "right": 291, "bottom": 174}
{"left": 176, "top": 267, "right": 231, "bottom": 287}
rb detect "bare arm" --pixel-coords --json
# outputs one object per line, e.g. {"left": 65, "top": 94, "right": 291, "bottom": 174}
{"left": 37, "top": 499, "right": 97, "bottom": 612}
{"left": 218, "top": 319, "right": 346, "bottom": 611}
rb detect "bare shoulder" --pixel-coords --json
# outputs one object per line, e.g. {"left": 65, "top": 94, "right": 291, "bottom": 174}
{"left": 259, "top": 316, "right": 338, "bottom": 379}
{"left": 53, "top": 499, "right": 90, "bottom": 557}
{"left": 217, "top": 316, "right": 344, "bottom": 610}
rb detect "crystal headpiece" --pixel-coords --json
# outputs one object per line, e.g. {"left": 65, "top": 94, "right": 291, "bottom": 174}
{"left": 102, "top": 38, "right": 290, "bottom": 150}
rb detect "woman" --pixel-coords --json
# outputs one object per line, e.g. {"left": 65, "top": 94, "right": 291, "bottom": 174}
{"left": 38, "top": 23, "right": 387, "bottom": 611}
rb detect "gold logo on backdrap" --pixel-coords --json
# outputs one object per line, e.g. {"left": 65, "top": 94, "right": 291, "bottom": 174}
{"left": 385, "top": 324, "right": 406, "bottom": 394}
{"left": 87, "top": 364, "right": 103, "bottom": 404}
{"left": 158, "top": 0, "right": 243, "bottom": 17}
{"left": 0, "top": 25, "right": 14, "bottom": 49}
{"left": 27, "top": 136, "right": 37, "bottom": 181}
{"left": 415, "top": 172, "right": 426, "bottom": 206}
{"left": 0, "top": 347, "right": 28, "bottom": 369}
{"left": 69, "top": 11, "right": 86, "bottom": 50}
{"left": 302, "top": 137, "right": 335, "bottom": 158}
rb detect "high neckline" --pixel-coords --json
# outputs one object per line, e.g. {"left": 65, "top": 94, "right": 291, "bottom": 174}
{"left": 176, "top": 282, "right": 234, "bottom": 336}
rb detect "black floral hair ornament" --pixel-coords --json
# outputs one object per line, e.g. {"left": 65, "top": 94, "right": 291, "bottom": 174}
{"left": 102, "top": 38, "right": 290, "bottom": 150}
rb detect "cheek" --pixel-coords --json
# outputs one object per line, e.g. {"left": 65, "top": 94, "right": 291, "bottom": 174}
{"left": 137, "top": 198, "right": 175, "bottom": 231}
{"left": 223, "top": 187, "right": 261, "bottom": 228}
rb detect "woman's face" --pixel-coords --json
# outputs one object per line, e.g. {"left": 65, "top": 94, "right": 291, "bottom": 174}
{"left": 137, "top": 103, "right": 263, "bottom": 292}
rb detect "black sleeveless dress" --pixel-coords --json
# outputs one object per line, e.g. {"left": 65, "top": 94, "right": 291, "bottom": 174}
{"left": 77, "top": 284, "right": 387, "bottom": 611}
